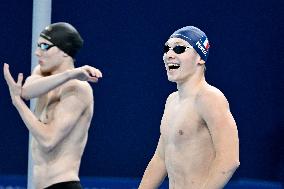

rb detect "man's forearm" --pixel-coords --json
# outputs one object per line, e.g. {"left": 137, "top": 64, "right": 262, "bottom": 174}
{"left": 139, "top": 155, "right": 167, "bottom": 189}
{"left": 12, "top": 96, "right": 52, "bottom": 149}
{"left": 202, "top": 158, "right": 240, "bottom": 189}
{"left": 22, "top": 70, "right": 72, "bottom": 99}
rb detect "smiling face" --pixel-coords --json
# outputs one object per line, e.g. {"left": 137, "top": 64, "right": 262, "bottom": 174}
{"left": 163, "top": 38, "right": 205, "bottom": 84}
{"left": 34, "top": 37, "right": 66, "bottom": 74}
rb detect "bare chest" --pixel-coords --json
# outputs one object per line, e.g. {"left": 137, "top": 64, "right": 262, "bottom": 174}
{"left": 161, "top": 101, "right": 206, "bottom": 145}
{"left": 34, "top": 88, "right": 62, "bottom": 123}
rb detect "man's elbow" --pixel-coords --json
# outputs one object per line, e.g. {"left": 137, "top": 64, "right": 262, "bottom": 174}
{"left": 234, "top": 159, "right": 240, "bottom": 169}
{"left": 218, "top": 155, "right": 240, "bottom": 171}
{"left": 21, "top": 87, "right": 32, "bottom": 100}
{"left": 229, "top": 159, "right": 240, "bottom": 171}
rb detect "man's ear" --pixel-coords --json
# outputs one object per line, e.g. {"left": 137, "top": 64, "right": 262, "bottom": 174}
{"left": 59, "top": 49, "right": 68, "bottom": 57}
{"left": 62, "top": 52, "right": 69, "bottom": 57}
{"left": 197, "top": 57, "right": 205, "bottom": 65}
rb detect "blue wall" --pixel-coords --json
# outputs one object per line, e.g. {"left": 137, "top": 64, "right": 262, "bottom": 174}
{"left": 0, "top": 0, "right": 283, "bottom": 184}
{"left": 0, "top": 0, "right": 33, "bottom": 175}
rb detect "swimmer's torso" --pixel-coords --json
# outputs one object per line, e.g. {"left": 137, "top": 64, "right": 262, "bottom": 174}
{"left": 161, "top": 91, "right": 215, "bottom": 189}
{"left": 32, "top": 80, "right": 93, "bottom": 189}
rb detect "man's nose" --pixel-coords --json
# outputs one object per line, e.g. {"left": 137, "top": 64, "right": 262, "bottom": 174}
{"left": 164, "top": 49, "right": 177, "bottom": 61}
{"left": 34, "top": 48, "right": 42, "bottom": 57}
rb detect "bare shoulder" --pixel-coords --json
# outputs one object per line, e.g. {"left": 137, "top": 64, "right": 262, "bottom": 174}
{"left": 61, "top": 80, "right": 93, "bottom": 104}
{"left": 166, "top": 91, "right": 178, "bottom": 104}
{"left": 63, "top": 80, "right": 93, "bottom": 95}
{"left": 31, "top": 65, "right": 45, "bottom": 76}
{"left": 163, "top": 91, "right": 178, "bottom": 109}
{"left": 32, "top": 65, "right": 41, "bottom": 74}
{"left": 196, "top": 84, "right": 230, "bottom": 112}
{"left": 25, "top": 65, "right": 42, "bottom": 81}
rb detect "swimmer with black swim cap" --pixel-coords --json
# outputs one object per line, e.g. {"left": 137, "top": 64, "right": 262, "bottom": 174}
{"left": 40, "top": 22, "right": 83, "bottom": 58}
{"left": 3, "top": 22, "right": 102, "bottom": 189}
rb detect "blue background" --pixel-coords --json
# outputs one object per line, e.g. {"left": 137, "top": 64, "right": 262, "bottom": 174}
{"left": 0, "top": 0, "right": 283, "bottom": 186}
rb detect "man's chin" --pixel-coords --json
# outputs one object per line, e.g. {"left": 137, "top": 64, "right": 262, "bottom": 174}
{"left": 167, "top": 76, "right": 178, "bottom": 83}
{"left": 40, "top": 67, "right": 51, "bottom": 76}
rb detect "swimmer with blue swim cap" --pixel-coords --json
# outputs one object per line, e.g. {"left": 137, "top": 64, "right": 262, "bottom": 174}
{"left": 162, "top": 26, "right": 211, "bottom": 83}
{"left": 139, "top": 26, "right": 239, "bottom": 189}
{"left": 169, "top": 26, "right": 210, "bottom": 62}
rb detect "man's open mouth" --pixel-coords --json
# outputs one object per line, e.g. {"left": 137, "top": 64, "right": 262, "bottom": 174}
{"left": 168, "top": 63, "right": 180, "bottom": 71}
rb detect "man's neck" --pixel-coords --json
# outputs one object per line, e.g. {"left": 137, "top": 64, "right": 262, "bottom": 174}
{"left": 176, "top": 73, "right": 206, "bottom": 100}
{"left": 52, "top": 58, "right": 74, "bottom": 75}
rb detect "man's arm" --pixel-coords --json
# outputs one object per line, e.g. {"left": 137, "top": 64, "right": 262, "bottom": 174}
{"left": 197, "top": 89, "right": 240, "bottom": 189}
{"left": 3, "top": 64, "right": 92, "bottom": 152}
{"left": 21, "top": 64, "right": 101, "bottom": 100}
{"left": 138, "top": 136, "right": 167, "bottom": 189}
{"left": 14, "top": 82, "right": 92, "bottom": 152}
{"left": 138, "top": 93, "right": 177, "bottom": 189}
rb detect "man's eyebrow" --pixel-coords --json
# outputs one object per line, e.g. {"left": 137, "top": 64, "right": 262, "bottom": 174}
{"left": 173, "top": 41, "right": 183, "bottom": 45}
{"left": 165, "top": 41, "right": 183, "bottom": 46}
{"left": 37, "top": 42, "right": 52, "bottom": 45}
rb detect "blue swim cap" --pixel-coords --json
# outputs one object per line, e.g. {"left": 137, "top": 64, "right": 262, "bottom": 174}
{"left": 170, "top": 26, "right": 210, "bottom": 62}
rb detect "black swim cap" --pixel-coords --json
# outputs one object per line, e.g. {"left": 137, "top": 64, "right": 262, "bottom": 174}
{"left": 40, "top": 22, "right": 83, "bottom": 58}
